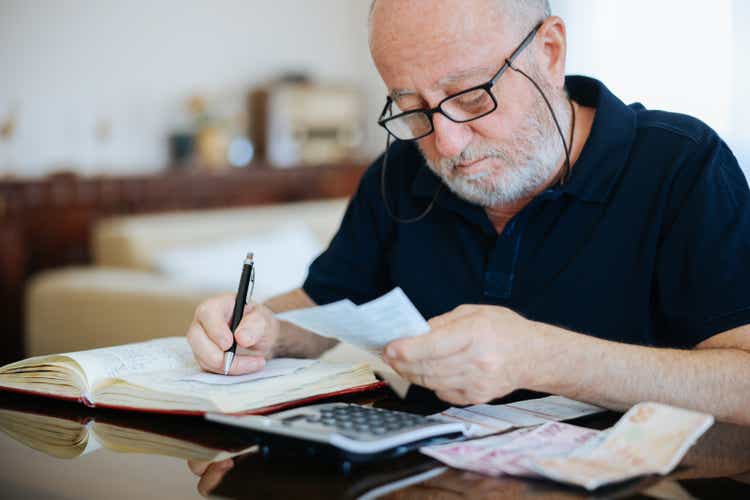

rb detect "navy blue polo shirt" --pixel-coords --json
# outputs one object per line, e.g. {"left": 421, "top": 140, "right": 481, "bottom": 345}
{"left": 303, "top": 76, "right": 750, "bottom": 348}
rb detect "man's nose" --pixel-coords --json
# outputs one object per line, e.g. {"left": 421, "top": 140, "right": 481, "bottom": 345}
{"left": 431, "top": 113, "right": 472, "bottom": 159}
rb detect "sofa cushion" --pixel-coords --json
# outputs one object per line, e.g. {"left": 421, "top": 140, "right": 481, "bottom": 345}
{"left": 152, "top": 222, "right": 322, "bottom": 300}
{"left": 25, "top": 267, "right": 207, "bottom": 356}
{"left": 92, "top": 198, "right": 348, "bottom": 270}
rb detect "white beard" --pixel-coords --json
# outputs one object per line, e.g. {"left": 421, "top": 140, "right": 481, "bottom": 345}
{"left": 420, "top": 93, "right": 567, "bottom": 207}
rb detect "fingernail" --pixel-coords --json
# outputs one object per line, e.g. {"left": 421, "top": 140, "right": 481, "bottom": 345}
{"left": 386, "top": 346, "right": 396, "bottom": 359}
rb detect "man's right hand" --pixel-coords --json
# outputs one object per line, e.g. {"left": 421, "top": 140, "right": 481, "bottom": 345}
{"left": 186, "top": 293, "right": 280, "bottom": 375}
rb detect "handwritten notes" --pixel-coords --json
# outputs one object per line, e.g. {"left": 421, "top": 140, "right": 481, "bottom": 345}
{"left": 182, "top": 358, "right": 317, "bottom": 385}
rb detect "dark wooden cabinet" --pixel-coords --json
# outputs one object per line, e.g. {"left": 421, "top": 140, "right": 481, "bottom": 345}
{"left": 0, "top": 162, "right": 368, "bottom": 364}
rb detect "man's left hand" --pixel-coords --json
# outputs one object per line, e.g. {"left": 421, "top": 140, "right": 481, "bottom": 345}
{"left": 384, "top": 305, "right": 547, "bottom": 405}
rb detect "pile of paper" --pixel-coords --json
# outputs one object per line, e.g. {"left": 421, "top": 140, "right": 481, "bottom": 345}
{"left": 276, "top": 287, "right": 429, "bottom": 353}
{"left": 422, "top": 402, "right": 713, "bottom": 490}
{"left": 431, "top": 395, "right": 606, "bottom": 436}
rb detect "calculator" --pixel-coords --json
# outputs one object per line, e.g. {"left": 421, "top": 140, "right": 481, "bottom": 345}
{"left": 206, "top": 403, "right": 465, "bottom": 456}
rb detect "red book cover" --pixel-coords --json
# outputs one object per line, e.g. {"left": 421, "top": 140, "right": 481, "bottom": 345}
{"left": 0, "top": 381, "right": 387, "bottom": 416}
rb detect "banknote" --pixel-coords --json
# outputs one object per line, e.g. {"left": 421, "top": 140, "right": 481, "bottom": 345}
{"left": 421, "top": 421, "right": 599, "bottom": 477}
{"left": 530, "top": 402, "right": 714, "bottom": 490}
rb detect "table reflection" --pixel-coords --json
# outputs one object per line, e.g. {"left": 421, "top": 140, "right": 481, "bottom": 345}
{"left": 0, "top": 392, "right": 256, "bottom": 462}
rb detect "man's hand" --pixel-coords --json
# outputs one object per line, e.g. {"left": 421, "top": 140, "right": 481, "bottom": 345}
{"left": 186, "top": 293, "right": 280, "bottom": 375}
{"left": 383, "top": 305, "right": 545, "bottom": 405}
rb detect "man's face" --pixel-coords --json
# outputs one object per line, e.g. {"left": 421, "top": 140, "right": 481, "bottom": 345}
{"left": 370, "top": 0, "right": 562, "bottom": 207}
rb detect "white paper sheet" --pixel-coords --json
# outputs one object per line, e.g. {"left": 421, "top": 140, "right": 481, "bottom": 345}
{"left": 506, "top": 396, "right": 605, "bottom": 421}
{"left": 431, "top": 407, "right": 515, "bottom": 437}
{"left": 277, "top": 287, "right": 430, "bottom": 353}
{"left": 181, "top": 358, "right": 317, "bottom": 385}
{"left": 434, "top": 396, "right": 607, "bottom": 436}
{"left": 467, "top": 404, "right": 552, "bottom": 427}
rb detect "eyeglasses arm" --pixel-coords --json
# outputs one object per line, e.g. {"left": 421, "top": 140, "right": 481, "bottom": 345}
{"left": 489, "top": 21, "right": 544, "bottom": 85}
{"left": 378, "top": 97, "right": 393, "bottom": 123}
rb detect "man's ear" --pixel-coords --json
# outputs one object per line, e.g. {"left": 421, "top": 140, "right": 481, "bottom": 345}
{"left": 537, "top": 16, "right": 567, "bottom": 89}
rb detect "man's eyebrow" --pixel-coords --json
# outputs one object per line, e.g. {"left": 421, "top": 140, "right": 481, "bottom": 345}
{"left": 388, "top": 65, "right": 496, "bottom": 101}
{"left": 389, "top": 88, "right": 417, "bottom": 100}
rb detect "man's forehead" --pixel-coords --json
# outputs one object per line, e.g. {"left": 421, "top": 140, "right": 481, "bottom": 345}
{"left": 371, "top": 1, "right": 511, "bottom": 101}
{"left": 388, "top": 64, "right": 496, "bottom": 100}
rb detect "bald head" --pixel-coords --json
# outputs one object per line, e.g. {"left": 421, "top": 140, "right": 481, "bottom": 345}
{"left": 369, "top": 0, "right": 551, "bottom": 41}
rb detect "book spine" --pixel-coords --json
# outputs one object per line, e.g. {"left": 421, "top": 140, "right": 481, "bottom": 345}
{"left": 82, "top": 393, "right": 96, "bottom": 408}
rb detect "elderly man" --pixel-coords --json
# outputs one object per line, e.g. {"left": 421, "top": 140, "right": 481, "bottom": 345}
{"left": 186, "top": 0, "right": 750, "bottom": 424}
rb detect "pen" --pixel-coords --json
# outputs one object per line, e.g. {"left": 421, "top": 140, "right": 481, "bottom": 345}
{"left": 223, "top": 252, "right": 255, "bottom": 375}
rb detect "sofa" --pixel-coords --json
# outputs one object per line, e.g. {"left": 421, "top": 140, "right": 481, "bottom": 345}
{"left": 25, "top": 198, "right": 350, "bottom": 357}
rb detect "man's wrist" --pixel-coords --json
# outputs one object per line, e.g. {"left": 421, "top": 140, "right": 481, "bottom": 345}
{"left": 522, "top": 319, "right": 578, "bottom": 394}
{"left": 273, "top": 320, "right": 338, "bottom": 359}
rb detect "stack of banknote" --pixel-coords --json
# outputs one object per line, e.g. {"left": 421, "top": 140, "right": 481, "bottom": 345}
{"left": 422, "top": 402, "right": 713, "bottom": 490}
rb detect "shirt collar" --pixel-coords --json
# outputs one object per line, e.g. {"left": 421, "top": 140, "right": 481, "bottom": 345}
{"left": 560, "top": 75, "right": 637, "bottom": 203}
{"left": 411, "top": 76, "right": 637, "bottom": 208}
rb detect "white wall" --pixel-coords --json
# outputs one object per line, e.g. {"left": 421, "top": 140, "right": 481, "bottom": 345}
{"left": 731, "top": 0, "right": 750, "bottom": 168}
{"left": 1, "top": 1, "right": 747, "bottom": 177}
{"left": 552, "top": 0, "right": 749, "bottom": 176}
{"left": 0, "top": 0, "right": 385, "bottom": 176}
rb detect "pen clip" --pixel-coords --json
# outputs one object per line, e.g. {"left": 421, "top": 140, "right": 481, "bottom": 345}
{"left": 245, "top": 263, "right": 256, "bottom": 304}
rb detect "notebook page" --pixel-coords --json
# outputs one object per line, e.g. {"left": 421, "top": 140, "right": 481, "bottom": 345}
{"left": 99, "top": 362, "right": 373, "bottom": 412}
{"left": 65, "top": 337, "right": 197, "bottom": 396}
{"left": 181, "top": 358, "right": 317, "bottom": 385}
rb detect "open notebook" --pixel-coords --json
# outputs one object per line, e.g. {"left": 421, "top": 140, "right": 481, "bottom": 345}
{"left": 0, "top": 338, "right": 382, "bottom": 415}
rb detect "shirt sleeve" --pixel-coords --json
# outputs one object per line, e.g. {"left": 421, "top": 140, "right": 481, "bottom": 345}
{"left": 302, "top": 155, "right": 395, "bottom": 305}
{"left": 656, "top": 135, "right": 750, "bottom": 347}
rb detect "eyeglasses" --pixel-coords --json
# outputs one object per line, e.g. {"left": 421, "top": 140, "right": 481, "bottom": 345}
{"left": 377, "top": 22, "right": 542, "bottom": 141}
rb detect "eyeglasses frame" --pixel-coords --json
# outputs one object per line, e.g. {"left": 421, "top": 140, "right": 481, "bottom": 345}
{"left": 377, "top": 21, "right": 544, "bottom": 141}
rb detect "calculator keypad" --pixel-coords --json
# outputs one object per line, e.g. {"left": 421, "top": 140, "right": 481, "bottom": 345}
{"left": 302, "top": 405, "right": 433, "bottom": 438}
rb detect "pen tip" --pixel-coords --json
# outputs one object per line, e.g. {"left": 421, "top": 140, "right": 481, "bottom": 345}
{"left": 247, "top": 252, "right": 254, "bottom": 261}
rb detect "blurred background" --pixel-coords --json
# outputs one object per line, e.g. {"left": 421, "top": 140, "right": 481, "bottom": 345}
{"left": 0, "top": 0, "right": 748, "bottom": 364}
{"left": 1, "top": 0, "right": 748, "bottom": 176}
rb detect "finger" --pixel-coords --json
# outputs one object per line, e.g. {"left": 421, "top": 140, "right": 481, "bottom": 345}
{"left": 435, "top": 388, "right": 471, "bottom": 406}
{"left": 188, "top": 322, "right": 265, "bottom": 374}
{"left": 196, "top": 299, "right": 234, "bottom": 351}
{"left": 406, "top": 372, "right": 468, "bottom": 393}
{"left": 187, "top": 459, "right": 211, "bottom": 476}
{"left": 234, "top": 305, "right": 269, "bottom": 349}
{"left": 197, "top": 459, "right": 234, "bottom": 497}
{"left": 388, "top": 353, "right": 468, "bottom": 379}
{"left": 187, "top": 322, "right": 226, "bottom": 372}
{"left": 227, "top": 354, "right": 266, "bottom": 375}
{"left": 427, "top": 305, "right": 478, "bottom": 330}
{"left": 386, "top": 324, "right": 471, "bottom": 362}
